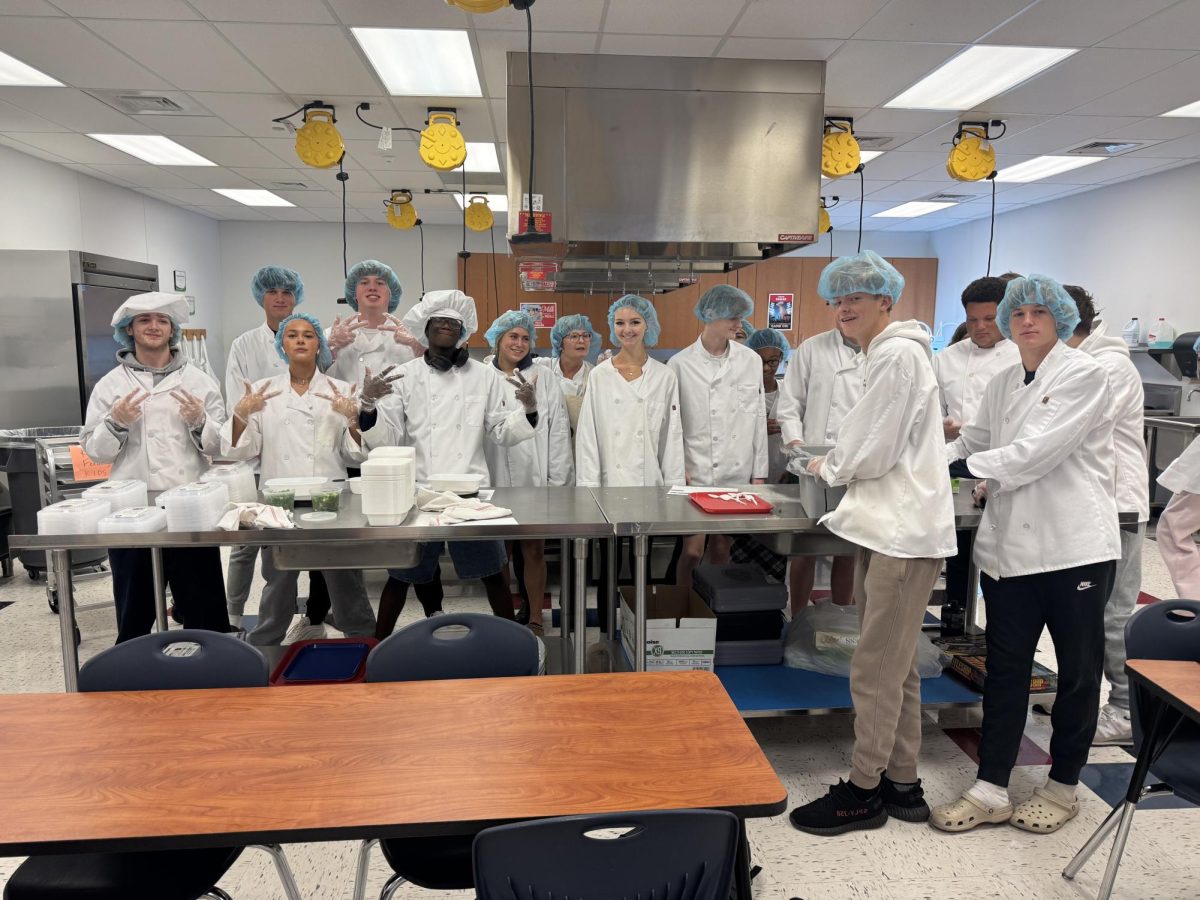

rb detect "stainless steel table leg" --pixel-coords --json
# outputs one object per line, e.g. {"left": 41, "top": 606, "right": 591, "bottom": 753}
{"left": 965, "top": 555, "right": 983, "bottom": 635}
{"left": 573, "top": 537, "right": 589, "bottom": 674}
{"left": 634, "top": 533, "right": 649, "bottom": 672}
{"left": 151, "top": 547, "right": 168, "bottom": 632}
{"left": 605, "top": 537, "right": 617, "bottom": 637}
{"left": 559, "top": 538, "right": 572, "bottom": 673}
{"left": 52, "top": 549, "right": 79, "bottom": 692}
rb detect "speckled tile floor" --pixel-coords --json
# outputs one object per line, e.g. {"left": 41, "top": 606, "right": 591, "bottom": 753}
{"left": 0, "top": 535, "right": 1194, "bottom": 899}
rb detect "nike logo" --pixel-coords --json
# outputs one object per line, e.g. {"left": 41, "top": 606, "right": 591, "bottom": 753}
{"left": 1077, "top": 581, "right": 1095, "bottom": 591}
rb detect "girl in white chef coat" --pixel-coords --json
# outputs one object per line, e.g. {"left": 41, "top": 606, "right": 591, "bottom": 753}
{"left": 484, "top": 309, "right": 574, "bottom": 633}
{"left": 537, "top": 314, "right": 601, "bottom": 431}
{"left": 1157, "top": 335, "right": 1200, "bottom": 601}
{"left": 221, "top": 312, "right": 377, "bottom": 647}
{"left": 327, "top": 259, "right": 423, "bottom": 385}
{"left": 746, "top": 327, "right": 791, "bottom": 484}
{"left": 935, "top": 275, "right": 1119, "bottom": 836}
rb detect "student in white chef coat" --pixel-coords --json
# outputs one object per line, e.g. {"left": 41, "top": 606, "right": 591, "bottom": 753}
{"left": 934, "top": 275, "right": 1119, "bottom": 836}
{"left": 221, "top": 312, "right": 376, "bottom": 648}
{"left": 483, "top": 309, "right": 574, "bottom": 633}
{"left": 788, "top": 252, "right": 956, "bottom": 837}
{"left": 327, "top": 259, "right": 424, "bottom": 385}
{"left": 668, "top": 285, "right": 768, "bottom": 589}
{"left": 1063, "top": 285, "right": 1148, "bottom": 747}
{"left": 82, "top": 292, "right": 230, "bottom": 643}
{"left": 1155, "top": 333, "right": 1200, "bottom": 602}
{"left": 358, "top": 290, "right": 539, "bottom": 635}
{"left": 776, "top": 318, "right": 862, "bottom": 611}
{"left": 537, "top": 314, "right": 601, "bottom": 431}
{"left": 746, "top": 327, "right": 792, "bottom": 484}
{"left": 934, "top": 277, "right": 1021, "bottom": 635}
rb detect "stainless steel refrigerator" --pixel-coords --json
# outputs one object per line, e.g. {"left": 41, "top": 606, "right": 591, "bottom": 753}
{"left": 0, "top": 250, "right": 158, "bottom": 430}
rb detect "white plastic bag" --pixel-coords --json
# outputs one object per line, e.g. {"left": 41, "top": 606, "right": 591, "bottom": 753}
{"left": 783, "top": 601, "right": 947, "bottom": 679}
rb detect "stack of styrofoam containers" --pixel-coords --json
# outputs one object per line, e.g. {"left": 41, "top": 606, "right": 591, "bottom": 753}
{"left": 200, "top": 462, "right": 257, "bottom": 503}
{"left": 360, "top": 446, "right": 415, "bottom": 526}
{"left": 82, "top": 479, "right": 148, "bottom": 512}
{"left": 98, "top": 506, "right": 167, "bottom": 533}
{"left": 159, "top": 481, "right": 230, "bottom": 532}
{"left": 37, "top": 498, "right": 112, "bottom": 535}
{"left": 693, "top": 564, "right": 789, "bottom": 666}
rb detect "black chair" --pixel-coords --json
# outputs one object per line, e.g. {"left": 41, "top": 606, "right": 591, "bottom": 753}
{"left": 473, "top": 810, "right": 740, "bottom": 900}
{"left": 3, "top": 630, "right": 301, "bottom": 900}
{"left": 1062, "top": 600, "right": 1200, "bottom": 899}
{"left": 352, "top": 614, "right": 539, "bottom": 900}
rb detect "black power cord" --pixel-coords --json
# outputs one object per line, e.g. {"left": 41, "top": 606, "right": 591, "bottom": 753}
{"left": 354, "top": 103, "right": 421, "bottom": 135}
{"left": 510, "top": 2, "right": 549, "bottom": 244}
{"left": 856, "top": 166, "right": 865, "bottom": 253}
{"left": 417, "top": 221, "right": 426, "bottom": 297}
{"left": 985, "top": 171, "right": 998, "bottom": 276}
{"left": 337, "top": 155, "right": 349, "bottom": 278}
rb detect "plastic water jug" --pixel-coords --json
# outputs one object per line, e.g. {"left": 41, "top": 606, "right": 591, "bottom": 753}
{"left": 1122, "top": 317, "right": 1141, "bottom": 347}
{"left": 1147, "top": 317, "right": 1176, "bottom": 348}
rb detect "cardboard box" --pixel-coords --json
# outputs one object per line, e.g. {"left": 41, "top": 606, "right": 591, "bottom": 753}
{"left": 619, "top": 584, "right": 717, "bottom": 672}
{"left": 936, "top": 636, "right": 1058, "bottom": 694}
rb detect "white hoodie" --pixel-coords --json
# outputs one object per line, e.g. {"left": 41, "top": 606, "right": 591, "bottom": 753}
{"left": 813, "top": 320, "right": 957, "bottom": 559}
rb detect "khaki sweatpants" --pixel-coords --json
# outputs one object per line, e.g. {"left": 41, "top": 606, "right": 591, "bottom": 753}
{"left": 848, "top": 547, "right": 943, "bottom": 790}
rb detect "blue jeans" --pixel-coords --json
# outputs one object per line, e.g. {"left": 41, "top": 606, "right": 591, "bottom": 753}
{"left": 387, "top": 540, "right": 507, "bottom": 584}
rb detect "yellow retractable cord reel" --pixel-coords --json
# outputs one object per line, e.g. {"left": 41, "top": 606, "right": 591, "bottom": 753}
{"left": 385, "top": 190, "right": 418, "bottom": 230}
{"left": 947, "top": 120, "right": 1007, "bottom": 275}
{"left": 293, "top": 105, "right": 345, "bottom": 169}
{"left": 419, "top": 110, "right": 468, "bottom": 172}
{"left": 821, "top": 117, "right": 861, "bottom": 178}
{"left": 464, "top": 196, "right": 494, "bottom": 232}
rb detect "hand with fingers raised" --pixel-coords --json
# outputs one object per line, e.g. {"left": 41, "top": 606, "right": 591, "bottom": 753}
{"left": 327, "top": 313, "right": 365, "bottom": 353}
{"left": 233, "top": 380, "right": 282, "bottom": 424}
{"left": 506, "top": 369, "right": 538, "bottom": 412}
{"left": 171, "top": 388, "right": 207, "bottom": 428}
{"left": 110, "top": 388, "right": 149, "bottom": 428}
{"left": 315, "top": 382, "right": 360, "bottom": 423}
{"left": 379, "top": 314, "right": 424, "bottom": 351}
{"left": 359, "top": 364, "right": 405, "bottom": 411}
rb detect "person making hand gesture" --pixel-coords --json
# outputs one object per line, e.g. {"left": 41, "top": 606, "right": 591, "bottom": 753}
{"left": 327, "top": 260, "right": 423, "bottom": 386}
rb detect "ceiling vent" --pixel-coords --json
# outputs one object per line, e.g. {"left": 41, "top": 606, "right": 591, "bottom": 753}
{"left": 1067, "top": 140, "right": 1147, "bottom": 157}
{"left": 268, "top": 181, "right": 312, "bottom": 190}
{"left": 925, "top": 192, "right": 976, "bottom": 202}
{"left": 87, "top": 90, "right": 209, "bottom": 116}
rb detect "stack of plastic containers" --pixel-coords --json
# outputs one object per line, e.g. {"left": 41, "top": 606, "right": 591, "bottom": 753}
{"left": 159, "top": 482, "right": 230, "bottom": 532}
{"left": 82, "top": 479, "right": 148, "bottom": 512}
{"left": 37, "top": 498, "right": 112, "bottom": 535}
{"left": 98, "top": 506, "right": 167, "bottom": 534}
{"left": 360, "top": 446, "right": 415, "bottom": 526}
{"left": 200, "top": 462, "right": 257, "bottom": 503}
{"left": 693, "top": 564, "right": 788, "bottom": 666}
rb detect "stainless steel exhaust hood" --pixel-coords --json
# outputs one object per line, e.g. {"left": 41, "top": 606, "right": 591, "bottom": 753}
{"left": 506, "top": 53, "right": 825, "bottom": 292}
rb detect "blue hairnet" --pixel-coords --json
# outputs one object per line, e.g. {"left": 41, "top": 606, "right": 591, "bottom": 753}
{"left": 695, "top": 284, "right": 754, "bottom": 323}
{"left": 818, "top": 250, "right": 905, "bottom": 305}
{"left": 251, "top": 265, "right": 304, "bottom": 307}
{"left": 274, "top": 312, "right": 333, "bottom": 370}
{"left": 344, "top": 259, "right": 402, "bottom": 313}
{"left": 608, "top": 294, "right": 662, "bottom": 348}
{"left": 1193, "top": 333, "right": 1200, "bottom": 354}
{"left": 112, "top": 317, "right": 181, "bottom": 351}
{"left": 484, "top": 309, "right": 537, "bottom": 350}
{"left": 747, "top": 327, "right": 791, "bottom": 362}
{"left": 740, "top": 319, "right": 756, "bottom": 339}
{"left": 550, "top": 314, "right": 602, "bottom": 357}
{"left": 996, "top": 275, "right": 1079, "bottom": 342}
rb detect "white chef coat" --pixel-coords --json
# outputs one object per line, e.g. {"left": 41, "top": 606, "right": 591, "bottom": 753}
{"left": 82, "top": 353, "right": 225, "bottom": 491}
{"left": 814, "top": 321, "right": 957, "bottom": 560}
{"left": 219, "top": 371, "right": 365, "bottom": 483}
{"left": 327, "top": 328, "right": 416, "bottom": 387}
{"left": 764, "top": 389, "right": 787, "bottom": 483}
{"left": 776, "top": 328, "right": 862, "bottom": 447}
{"left": 483, "top": 361, "right": 574, "bottom": 488}
{"left": 1077, "top": 320, "right": 1149, "bottom": 521}
{"left": 1159, "top": 436, "right": 1200, "bottom": 494}
{"left": 932, "top": 336, "right": 1020, "bottom": 428}
{"left": 948, "top": 341, "right": 1120, "bottom": 579}
{"left": 575, "top": 358, "right": 685, "bottom": 488}
{"left": 362, "top": 357, "right": 535, "bottom": 486}
{"left": 667, "top": 337, "right": 768, "bottom": 484}
{"left": 225, "top": 323, "right": 289, "bottom": 413}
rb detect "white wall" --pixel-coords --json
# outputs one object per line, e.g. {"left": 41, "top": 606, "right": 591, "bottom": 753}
{"left": 785, "top": 230, "right": 933, "bottom": 259}
{"left": 931, "top": 161, "right": 1200, "bottom": 341}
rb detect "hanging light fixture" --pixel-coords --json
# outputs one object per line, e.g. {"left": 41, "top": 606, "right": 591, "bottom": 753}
{"left": 385, "top": 190, "right": 418, "bottom": 230}
{"left": 463, "top": 195, "right": 494, "bottom": 232}
{"left": 294, "top": 104, "right": 344, "bottom": 169}
{"left": 419, "top": 109, "right": 467, "bottom": 172}
{"left": 820, "top": 117, "right": 861, "bottom": 178}
{"left": 445, "top": 0, "right": 536, "bottom": 11}
{"left": 947, "top": 120, "right": 1004, "bottom": 182}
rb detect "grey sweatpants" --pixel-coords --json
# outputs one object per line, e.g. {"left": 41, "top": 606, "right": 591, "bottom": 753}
{"left": 1103, "top": 524, "right": 1144, "bottom": 711}
{"left": 226, "top": 543, "right": 260, "bottom": 617}
{"left": 249, "top": 548, "right": 376, "bottom": 646}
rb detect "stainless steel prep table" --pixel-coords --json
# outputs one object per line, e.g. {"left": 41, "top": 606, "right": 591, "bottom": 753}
{"left": 10, "top": 488, "right": 613, "bottom": 690}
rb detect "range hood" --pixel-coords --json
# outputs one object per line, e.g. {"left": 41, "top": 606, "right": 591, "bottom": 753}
{"left": 506, "top": 53, "right": 825, "bottom": 293}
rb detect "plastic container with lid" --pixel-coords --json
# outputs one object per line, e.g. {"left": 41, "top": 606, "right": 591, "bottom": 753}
{"left": 98, "top": 505, "right": 167, "bottom": 534}
{"left": 200, "top": 462, "right": 257, "bottom": 503}
{"left": 161, "top": 481, "right": 229, "bottom": 532}
{"left": 82, "top": 479, "right": 148, "bottom": 513}
{"left": 37, "top": 498, "right": 112, "bottom": 535}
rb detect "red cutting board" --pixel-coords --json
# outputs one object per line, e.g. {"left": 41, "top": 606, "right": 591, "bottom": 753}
{"left": 688, "top": 492, "right": 774, "bottom": 514}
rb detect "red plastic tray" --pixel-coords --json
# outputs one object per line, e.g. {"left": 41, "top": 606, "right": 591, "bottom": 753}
{"left": 269, "top": 637, "right": 378, "bottom": 686}
{"left": 688, "top": 492, "right": 774, "bottom": 514}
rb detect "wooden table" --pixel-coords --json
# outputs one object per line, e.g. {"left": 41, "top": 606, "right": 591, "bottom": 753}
{"left": 0, "top": 671, "right": 787, "bottom": 896}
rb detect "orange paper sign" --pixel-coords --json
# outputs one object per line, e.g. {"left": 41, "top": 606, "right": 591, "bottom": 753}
{"left": 69, "top": 446, "right": 112, "bottom": 482}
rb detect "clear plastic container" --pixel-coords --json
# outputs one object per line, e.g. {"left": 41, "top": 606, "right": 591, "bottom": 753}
{"left": 309, "top": 484, "right": 341, "bottom": 513}
{"left": 161, "top": 481, "right": 230, "bottom": 532}
{"left": 262, "top": 487, "right": 295, "bottom": 510}
{"left": 200, "top": 462, "right": 257, "bottom": 503}
{"left": 82, "top": 479, "right": 148, "bottom": 512}
{"left": 37, "top": 498, "right": 113, "bottom": 535}
{"left": 98, "top": 505, "right": 167, "bottom": 534}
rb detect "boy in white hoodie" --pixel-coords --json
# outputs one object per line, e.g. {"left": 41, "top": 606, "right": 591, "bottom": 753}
{"left": 788, "top": 252, "right": 957, "bottom": 836}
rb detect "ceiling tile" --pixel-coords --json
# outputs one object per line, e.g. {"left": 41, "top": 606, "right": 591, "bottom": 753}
{"left": 0, "top": 98, "right": 66, "bottom": 131}
{"left": 6, "top": 131, "right": 144, "bottom": 163}
{"left": 0, "top": 1, "right": 62, "bottom": 13}
{"left": 192, "top": 205, "right": 272, "bottom": 220}
{"left": 734, "top": 0, "right": 891, "bottom": 40}
{"left": 49, "top": 0, "right": 199, "bottom": 18}
{"left": 853, "top": 149, "right": 950, "bottom": 180}
{"left": 364, "top": 170, "right": 447, "bottom": 191}
{"left": 984, "top": 0, "right": 1177, "bottom": 47}
{"left": 179, "top": 206, "right": 222, "bottom": 219}
{"left": 389, "top": 97, "right": 495, "bottom": 139}
{"left": 897, "top": 116, "right": 1051, "bottom": 152}
{"left": 865, "top": 179, "right": 991, "bottom": 202}
{"left": 993, "top": 115, "right": 1143, "bottom": 154}
{"left": 185, "top": 92, "right": 303, "bottom": 137}
{"left": 157, "top": 187, "right": 242, "bottom": 205}
{"left": 1100, "top": 116, "right": 1200, "bottom": 142}
{"left": 852, "top": 108, "right": 957, "bottom": 135}
{"left": 0, "top": 133, "right": 72, "bottom": 163}
{"left": 342, "top": 137, "right": 429, "bottom": 172}
{"left": 85, "top": 163, "right": 200, "bottom": 188}
{"left": 82, "top": 20, "right": 278, "bottom": 93}
{"left": 1124, "top": 129, "right": 1200, "bottom": 157}
{"left": 1099, "top": 2, "right": 1200, "bottom": 50}
{"left": 309, "top": 205, "right": 365, "bottom": 222}
{"left": 0, "top": 87, "right": 148, "bottom": 132}
{"left": 1069, "top": 54, "right": 1200, "bottom": 116}
{"left": 172, "top": 135, "right": 293, "bottom": 167}
{"left": 189, "top": 0, "right": 336, "bottom": 24}
{"left": 300, "top": 163, "right": 383, "bottom": 191}
{"left": 717, "top": 37, "right": 844, "bottom": 60}
{"left": 852, "top": 0, "right": 1030, "bottom": 42}
{"left": 166, "top": 166, "right": 262, "bottom": 189}
{"left": 475, "top": 29, "right": 597, "bottom": 99}
{"left": 825, "top": 41, "right": 962, "bottom": 108}
{"left": 271, "top": 189, "right": 342, "bottom": 207}
{"left": 989, "top": 181, "right": 1078, "bottom": 202}
{"left": 326, "top": 0, "right": 469, "bottom": 28}
{"left": 306, "top": 96, "right": 396, "bottom": 141}
{"left": 215, "top": 23, "right": 383, "bottom": 95}
{"left": 144, "top": 115, "right": 243, "bottom": 137}
{"left": 0, "top": 17, "right": 171, "bottom": 89}
{"left": 597, "top": 34, "right": 721, "bottom": 57}
{"left": 1049, "top": 155, "right": 1184, "bottom": 183}
{"left": 479, "top": 0, "right": 605, "bottom": 32}
{"left": 261, "top": 206, "right": 320, "bottom": 221}
{"left": 604, "top": 0, "right": 742, "bottom": 36}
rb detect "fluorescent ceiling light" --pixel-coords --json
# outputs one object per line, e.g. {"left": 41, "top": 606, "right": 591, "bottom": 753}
{"left": 88, "top": 134, "right": 216, "bottom": 166}
{"left": 873, "top": 201, "right": 957, "bottom": 218}
{"left": 994, "top": 155, "right": 1103, "bottom": 183}
{"left": 352, "top": 28, "right": 482, "bottom": 97}
{"left": 452, "top": 142, "right": 501, "bottom": 173}
{"left": 885, "top": 45, "right": 1076, "bottom": 110}
{"left": 212, "top": 188, "right": 293, "bottom": 207}
{"left": 454, "top": 192, "right": 508, "bottom": 212}
{"left": 1161, "top": 99, "right": 1200, "bottom": 117}
{"left": 0, "top": 50, "right": 61, "bottom": 86}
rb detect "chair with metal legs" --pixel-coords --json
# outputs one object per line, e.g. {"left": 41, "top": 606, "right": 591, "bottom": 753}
{"left": 1062, "top": 600, "right": 1200, "bottom": 900}
{"left": 2, "top": 630, "right": 303, "bottom": 900}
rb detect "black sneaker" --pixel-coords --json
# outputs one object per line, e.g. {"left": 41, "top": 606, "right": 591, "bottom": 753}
{"left": 788, "top": 780, "right": 888, "bottom": 836}
{"left": 880, "top": 774, "right": 930, "bottom": 823}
